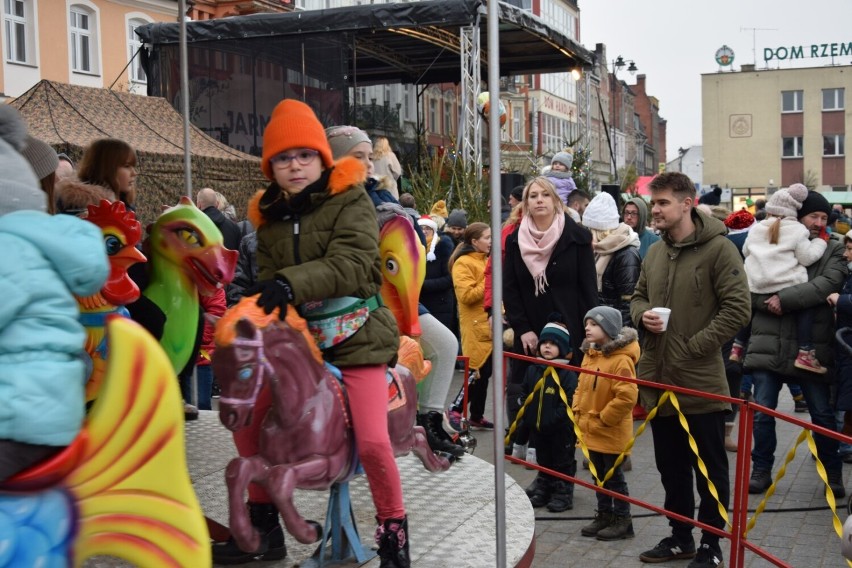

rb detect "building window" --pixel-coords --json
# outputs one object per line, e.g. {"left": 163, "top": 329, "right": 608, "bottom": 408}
{"left": 444, "top": 102, "right": 453, "bottom": 135}
{"left": 512, "top": 107, "right": 523, "bottom": 142}
{"left": 127, "top": 18, "right": 148, "bottom": 83}
{"left": 429, "top": 99, "right": 437, "bottom": 133}
{"left": 781, "top": 90, "right": 803, "bottom": 113}
{"left": 782, "top": 136, "right": 803, "bottom": 158}
{"left": 4, "top": 0, "right": 32, "bottom": 64}
{"left": 70, "top": 5, "right": 97, "bottom": 73}
{"left": 824, "top": 135, "right": 845, "bottom": 157}
{"left": 823, "top": 88, "right": 845, "bottom": 111}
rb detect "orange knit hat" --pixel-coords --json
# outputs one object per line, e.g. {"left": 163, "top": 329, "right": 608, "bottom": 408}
{"left": 261, "top": 99, "right": 333, "bottom": 180}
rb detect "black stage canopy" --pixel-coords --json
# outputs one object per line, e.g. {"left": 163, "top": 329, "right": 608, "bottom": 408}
{"left": 136, "top": 0, "right": 594, "bottom": 87}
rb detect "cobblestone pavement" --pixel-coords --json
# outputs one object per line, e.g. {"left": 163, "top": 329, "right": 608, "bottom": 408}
{"left": 454, "top": 369, "right": 851, "bottom": 568}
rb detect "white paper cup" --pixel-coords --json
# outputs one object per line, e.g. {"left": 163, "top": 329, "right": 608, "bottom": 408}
{"left": 651, "top": 307, "right": 671, "bottom": 331}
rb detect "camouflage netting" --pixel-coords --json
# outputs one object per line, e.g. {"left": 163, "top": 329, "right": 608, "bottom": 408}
{"left": 10, "top": 80, "right": 266, "bottom": 225}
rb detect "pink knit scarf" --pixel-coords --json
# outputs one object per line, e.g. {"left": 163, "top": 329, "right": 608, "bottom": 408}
{"left": 518, "top": 213, "right": 564, "bottom": 296}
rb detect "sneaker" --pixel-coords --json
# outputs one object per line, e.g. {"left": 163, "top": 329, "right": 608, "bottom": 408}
{"left": 545, "top": 480, "right": 574, "bottom": 512}
{"left": 794, "top": 349, "right": 828, "bottom": 374}
{"left": 445, "top": 410, "right": 462, "bottom": 433}
{"left": 828, "top": 469, "right": 846, "bottom": 498}
{"left": 729, "top": 343, "right": 744, "bottom": 363}
{"left": 525, "top": 447, "right": 537, "bottom": 470}
{"left": 639, "top": 536, "right": 696, "bottom": 563}
{"left": 580, "top": 511, "right": 613, "bottom": 537}
{"left": 687, "top": 543, "right": 724, "bottom": 568}
{"left": 469, "top": 417, "right": 494, "bottom": 430}
{"left": 793, "top": 397, "right": 808, "bottom": 413}
{"left": 748, "top": 469, "right": 772, "bottom": 494}
{"left": 596, "top": 514, "right": 634, "bottom": 541}
{"left": 511, "top": 443, "right": 527, "bottom": 459}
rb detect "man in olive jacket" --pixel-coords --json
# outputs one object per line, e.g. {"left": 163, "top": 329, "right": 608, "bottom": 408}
{"left": 745, "top": 190, "right": 847, "bottom": 498}
{"left": 630, "top": 172, "right": 750, "bottom": 565}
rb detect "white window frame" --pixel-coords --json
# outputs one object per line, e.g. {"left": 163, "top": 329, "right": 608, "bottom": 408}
{"left": 782, "top": 136, "right": 803, "bottom": 158}
{"left": 512, "top": 107, "right": 523, "bottom": 142}
{"left": 443, "top": 101, "right": 453, "bottom": 135}
{"left": 428, "top": 98, "right": 437, "bottom": 133}
{"left": 824, "top": 134, "right": 845, "bottom": 157}
{"left": 781, "top": 90, "right": 803, "bottom": 113}
{"left": 4, "top": 0, "right": 34, "bottom": 65}
{"left": 69, "top": 3, "right": 99, "bottom": 75}
{"left": 822, "top": 88, "right": 845, "bottom": 111}
{"left": 126, "top": 14, "right": 152, "bottom": 85}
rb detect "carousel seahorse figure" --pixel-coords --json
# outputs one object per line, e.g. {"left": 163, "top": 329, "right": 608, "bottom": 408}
{"left": 76, "top": 200, "right": 146, "bottom": 404}
{"left": 0, "top": 317, "right": 211, "bottom": 567}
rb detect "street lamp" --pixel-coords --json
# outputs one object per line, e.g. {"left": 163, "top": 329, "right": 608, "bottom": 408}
{"left": 611, "top": 55, "right": 637, "bottom": 181}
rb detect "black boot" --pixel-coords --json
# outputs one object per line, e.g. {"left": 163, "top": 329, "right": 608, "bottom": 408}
{"left": 211, "top": 502, "right": 287, "bottom": 564}
{"left": 375, "top": 517, "right": 410, "bottom": 568}
{"left": 421, "top": 411, "right": 466, "bottom": 458}
{"left": 525, "top": 475, "right": 553, "bottom": 508}
{"left": 545, "top": 480, "right": 574, "bottom": 513}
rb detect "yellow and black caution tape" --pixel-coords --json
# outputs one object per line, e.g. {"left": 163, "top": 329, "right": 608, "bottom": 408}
{"left": 746, "top": 428, "right": 846, "bottom": 537}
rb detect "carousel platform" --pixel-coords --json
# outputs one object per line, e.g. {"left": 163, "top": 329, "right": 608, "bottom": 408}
{"left": 188, "top": 411, "right": 536, "bottom": 568}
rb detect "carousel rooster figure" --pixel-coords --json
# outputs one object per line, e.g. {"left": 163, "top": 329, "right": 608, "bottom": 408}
{"left": 76, "top": 200, "right": 146, "bottom": 404}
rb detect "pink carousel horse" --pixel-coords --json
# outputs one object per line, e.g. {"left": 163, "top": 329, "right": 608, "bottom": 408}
{"left": 212, "top": 299, "right": 450, "bottom": 553}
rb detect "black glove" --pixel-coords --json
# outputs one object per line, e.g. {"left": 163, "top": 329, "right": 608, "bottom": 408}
{"left": 244, "top": 277, "right": 294, "bottom": 319}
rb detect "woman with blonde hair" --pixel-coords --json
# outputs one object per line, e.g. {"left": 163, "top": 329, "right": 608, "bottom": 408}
{"left": 371, "top": 135, "right": 402, "bottom": 199}
{"left": 503, "top": 176, "right": 597, "bottom": 435}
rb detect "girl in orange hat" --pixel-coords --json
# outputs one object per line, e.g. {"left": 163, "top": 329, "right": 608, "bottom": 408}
{"left": 217, "top": 100, "right": 409, "bottom": 567}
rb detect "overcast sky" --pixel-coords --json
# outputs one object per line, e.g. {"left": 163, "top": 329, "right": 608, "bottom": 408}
{"left": 578, "top": 0, "right": 852, "bottom": 161}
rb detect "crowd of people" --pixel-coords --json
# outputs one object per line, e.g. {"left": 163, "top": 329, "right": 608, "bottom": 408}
{"left": 6, "top": 95, "right": 852, "bottom": 568}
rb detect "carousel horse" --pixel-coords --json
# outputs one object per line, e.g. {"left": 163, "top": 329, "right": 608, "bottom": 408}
{"left": 213, "top": 299, "right": 450, "bottom": 552}
{"left": 76, "top": 200, "right": 146, "bottom": 404}
{"left": 142, "top": 196, "right": 238, "bottom": 373}
{"left": 0, "top": 317, "right": 210, "bottom": 567}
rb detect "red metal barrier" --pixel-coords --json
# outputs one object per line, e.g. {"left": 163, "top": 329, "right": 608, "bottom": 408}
{"left": 500, "top": 350, "right": 851, "bottom": 568}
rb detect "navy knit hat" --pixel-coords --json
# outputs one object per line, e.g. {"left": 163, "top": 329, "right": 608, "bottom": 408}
{"left": 539, "top": 316, "right": 572, "bottom": 358}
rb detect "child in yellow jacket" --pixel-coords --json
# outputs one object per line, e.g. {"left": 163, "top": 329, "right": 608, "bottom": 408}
{"left": 572, "top": 306, "right": 639, "bottom": 541}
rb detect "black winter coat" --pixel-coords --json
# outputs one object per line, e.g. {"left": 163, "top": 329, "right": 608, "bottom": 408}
{"left": 504, "top": 214, "right": 597, "bottom": 384}
{"left": 202, "top": 206, "right": 243, "bottom": 252}
{"left": 419, "top": 234, "right": 456, "bottom": 330}
{"left": 599, "top": 246, "right": 641, "bottom": 327}
{"left": 226, "top": 231, "right": 258, "bottom": 307}
{"left": 520, "top": 362, "right": 577, "bottom": 433}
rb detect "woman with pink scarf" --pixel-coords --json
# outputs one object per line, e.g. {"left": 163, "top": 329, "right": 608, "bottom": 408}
{"left": 503, "top": 177, "right": 597, "bottom": 422}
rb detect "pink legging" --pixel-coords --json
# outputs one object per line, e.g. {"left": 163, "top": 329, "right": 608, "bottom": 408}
{"left": 233, "top": 363, "right": 406, "bottom": 522}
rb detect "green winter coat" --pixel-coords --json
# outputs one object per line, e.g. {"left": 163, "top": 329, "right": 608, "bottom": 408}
{"left": 250, "top": 157, "right": 399, "bottom": 367}
{"left": 630, "top": 209, "right": 751, "bottom": 416}
{"left": 745, "top": 238, "right": 846, "bottom": 384}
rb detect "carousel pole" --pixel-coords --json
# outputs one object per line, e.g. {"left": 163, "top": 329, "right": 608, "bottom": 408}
{"left": 486, "top": 1, "right": 506, "bottom": 566}
{"left": 177, "top": 0, "right": 197, "bottom": 407}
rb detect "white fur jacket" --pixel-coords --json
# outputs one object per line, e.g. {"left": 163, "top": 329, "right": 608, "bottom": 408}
{"left": 742, "top": 217, "right": 827, "bottom": 293}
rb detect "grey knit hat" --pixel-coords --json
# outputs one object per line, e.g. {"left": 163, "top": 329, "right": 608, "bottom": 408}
{"left": 20, "top": 136, "right": 59, "bottom": 180}
{"left": 0, "top": 106, "right": 46, "bottom": 216}
{"left": 447, "top": 208, "right": 468, "bottom": 229}
{"left": 585, "top": 306, "right": 623, "bottom": 340}
{"left": 325, "top": 125, "right": 372, "bottom": 160}
{"left": 765, "top": 183, "right": 807, "bottom": 218}
{"left": 552, "top": 151, "right": 574, "bottom": 169}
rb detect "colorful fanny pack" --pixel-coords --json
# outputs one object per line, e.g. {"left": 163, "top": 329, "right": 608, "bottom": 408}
{"left": 300, "top": 295, "right": 383, "bottom": 350}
